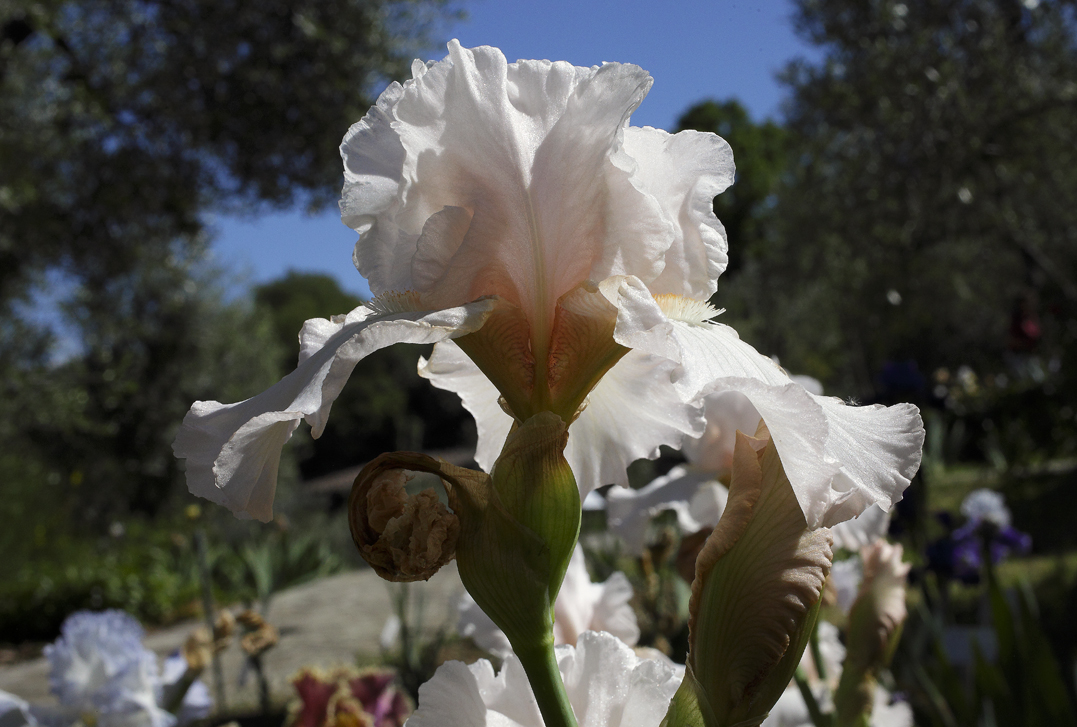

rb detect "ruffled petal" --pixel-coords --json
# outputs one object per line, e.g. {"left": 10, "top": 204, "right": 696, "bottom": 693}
{"left": 420, "top": 342, "right": 703, "bottom": 496}
{"left": 406, "top": 660, "right": 513, "bottom": 727}
{"left": 681, "top": 390, "right": 763, "bottom": 475}
{"left": 601, "top": 276, "right": 925, "bottom": 528}
{"left": 410, "top": 632, "right": 682, "bottom": 727}
{"left": 563, "top": 349, "right": 705, "bottom": 496}
{"left": 173, "top": 301, "right": 496, "bottom": 521}
{"left": 621, "top": 126, "right": 734, "bottom": 299}
{"left": 344, "top": 41, "right": 673, "bottom": 323}
{"left": 559, "top": 632, "right": 682, "bottom": 727}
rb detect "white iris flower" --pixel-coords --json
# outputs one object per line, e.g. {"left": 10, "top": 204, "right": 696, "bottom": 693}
{"left": 173, "top": 42, "right": 923, "bottom": 541}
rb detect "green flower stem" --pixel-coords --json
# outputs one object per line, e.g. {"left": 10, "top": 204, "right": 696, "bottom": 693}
{"left": 809, "top": 625, "right": 827, "bottom": 683}
{"left": 793, "top": 668, "right": 831, "bottom": 727}
{"left": 515, "top": 639, "right": 578, "bottom": 727}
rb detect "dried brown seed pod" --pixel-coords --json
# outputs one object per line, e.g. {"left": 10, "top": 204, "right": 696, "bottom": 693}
{"left": 241, "top": 622, "right": 280, "bottom": 656}
{"left": 349, "top": 456, "right": 460, "bottom": 582}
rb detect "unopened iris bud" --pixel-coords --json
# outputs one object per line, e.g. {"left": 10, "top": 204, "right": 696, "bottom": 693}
{"left": 663, "top": 427, "right": 833, "bottom": 727}
{"left": 833, "top": 541, "right": 909, "bottom": 727}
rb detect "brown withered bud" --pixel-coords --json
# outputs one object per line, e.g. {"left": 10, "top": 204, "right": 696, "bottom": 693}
{"left": 349, "top": 460, "right": 460, "bottom": 582}
{"left": 237, "top": 608, "right": 265, "bottom": 630}
{"left": 676, "top": 527, "right": 712, "bottom": 584}
{"left": 241, "top": 622, "right": 280, "bottom": 657}
{"left": 213, "top": 609, "right": 236, "bottom": 651}
{"left": 182, "top": 626, "right": 214, "bottom": 672}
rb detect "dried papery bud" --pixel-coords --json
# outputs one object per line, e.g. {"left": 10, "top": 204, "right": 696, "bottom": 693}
{"left": 349, "top": 460, "right": 460, "bottom": 582}
{"left": 237, "top": 608, "right": 265, "bottom": 629}
{"left": 241, "top": 622, "right": 280, "bottom": 657}
{"left": 213, "top": 609, "right": 236, "bottom": 651}
{"left": 182, "top": 626, "right": 214, "bottom": 671}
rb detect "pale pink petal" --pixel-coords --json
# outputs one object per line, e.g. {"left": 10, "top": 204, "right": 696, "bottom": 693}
{"left": 620, "top": 126, "right": 734, "bottom": 299}
{"left": 344, "top": 41, "right": 670, "bottom": 326}
{"left": 173, "top": 301, "right": 495, "bottom": 521}
{"left": 680, "top": 390, "right": 762, "bottom": 475}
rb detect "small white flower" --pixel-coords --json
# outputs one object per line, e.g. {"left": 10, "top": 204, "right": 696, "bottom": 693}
{"left": 406, "top": 631, "right": 680, "bottom": 727}
{"left": 45, "top": 610, "right": 172, "bottom": 727}
{"left": 458, "top": 545, "right": 639, "bottom": 658}
{"left": 21, "top": 611, "right": 214, "bottom": 727}
{"left": 960, "top": 488, "right": 1011, "bottom": 528}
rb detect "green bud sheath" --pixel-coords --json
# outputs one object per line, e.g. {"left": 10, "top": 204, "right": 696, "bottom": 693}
{"left": 664, "top": 428, "right": 834, "bottom": 727}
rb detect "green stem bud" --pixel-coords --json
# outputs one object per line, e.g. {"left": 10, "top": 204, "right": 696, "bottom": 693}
{"left": 664, "top": 427, "right": 834, "bottom": 727}
{"left": 347, "top": 412, "right": 582, "bottom": 727}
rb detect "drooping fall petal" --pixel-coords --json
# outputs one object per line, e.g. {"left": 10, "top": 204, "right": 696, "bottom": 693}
{"left": 600, "top": 275, "right": 924, "bottom": 529}
{"left": 173, "top": 300, "right": 495, "bottom": 521}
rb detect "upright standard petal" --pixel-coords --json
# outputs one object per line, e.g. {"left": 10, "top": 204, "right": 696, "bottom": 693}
{"left": 342, "top": 41, "right": 668, "bottom": 326}
{"left": 173, "top": 301, "right": 495, "bottom": 521}
{"left": 619, "top": 126, "right": 733, "bottom": 299}
{"left": 600, "top": 276, "right": 925, "bottom": 528}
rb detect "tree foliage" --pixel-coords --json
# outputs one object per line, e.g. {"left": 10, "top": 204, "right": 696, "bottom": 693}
{"left": 0, "top": 0, "right": 454, "bottom": 303}
{"left": 767, "top": 0, "right": 1077, "bottom": 400}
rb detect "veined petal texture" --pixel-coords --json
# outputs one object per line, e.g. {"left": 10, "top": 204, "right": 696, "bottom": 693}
{"left": 340, "top": 41, "right": 734, "bottom": 325}
{"left": 173, "top": 301, "right": 495, "bottom": 521}
{"left": 602, "top": 276, "right": 925, "bottom": 529}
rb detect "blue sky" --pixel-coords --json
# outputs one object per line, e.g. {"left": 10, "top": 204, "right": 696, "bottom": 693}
{"left": 209, "top": 0, "right": 818, "bottom": 300}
